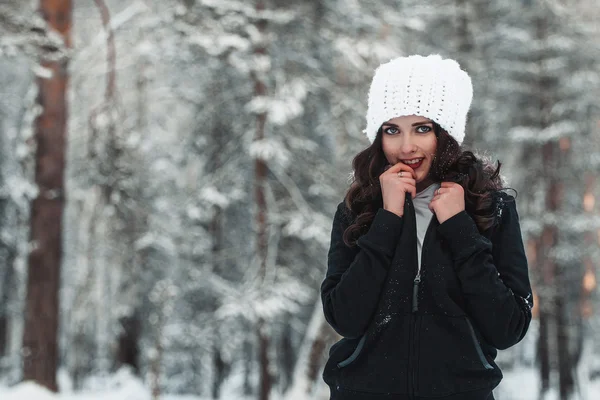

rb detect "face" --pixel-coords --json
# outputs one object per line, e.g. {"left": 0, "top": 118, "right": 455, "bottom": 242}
{"left": 381, "top": 115, "right": 437, "bottom": 193}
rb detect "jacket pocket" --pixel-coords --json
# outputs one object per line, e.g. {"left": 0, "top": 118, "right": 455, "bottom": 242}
{"left": 337, "top": 335, "right": 366, "bottom": 368}
{"left": 322, "top": 336, "right": 363, "bottom": 386}
{"left": 335, "top": 314, "right": 410, "bottom": 394}
{"left": 417, "top": 315, "right": 500, "bottom": 397}
{"left": 464, "top": 317, "right": 494, "bottom": 370}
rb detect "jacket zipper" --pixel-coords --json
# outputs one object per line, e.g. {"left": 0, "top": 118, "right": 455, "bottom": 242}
{"left": 411, "top": 272, "right": 420, "bottom": 398}
{"left": 410, "top": 271, "right": 420, "bottom": 399}
{"left": 408, "top": 315, "right": 414, "bottom": 398}
{"left": 412, "top": 273, "right": 420, "bottom": 312}
{"left": 410, "top": 272, "right": 421, "bottom": 398}
{"left": 412, "top": 214, "right": 435, "bottom": 313}
{"left": 411, "top": 313, "right": 418, "bottom": 399}
{"left": 410, "top": 215, "right": 435, "bottom": 398}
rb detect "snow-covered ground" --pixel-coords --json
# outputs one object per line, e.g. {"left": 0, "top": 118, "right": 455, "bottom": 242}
{"left": 0, "top": 368, "right": 203, "bottom": 400}
{"left": 0, "top": 380, "right": 204, "bottom": 400}
{"left": 1, "top": 367, "right": 600, "bottom": 400}
{"left": 495, "top": 367, "right": 600, "bottom": 400}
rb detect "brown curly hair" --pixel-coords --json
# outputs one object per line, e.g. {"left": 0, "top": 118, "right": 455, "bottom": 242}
{"left": 342, "top": 122, "right": 504, "bottom": 247}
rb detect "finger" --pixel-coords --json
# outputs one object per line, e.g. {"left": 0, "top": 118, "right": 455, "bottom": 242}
{"left": 429, "top": 199, "right": 436, "bottom": 212}
{"left": 401, "top": 164, "right": 417, "bottom": 179}
{"left": 397, "top": 176, "right": 416, "bottom": 184}
{"left": 430, "top": 195, "right": 442, "bottom": 204}
{"left": 386, "top": 162, "right": 406, "bottom": 173}
{"left": 400, "top": 181, "right": 416, "bottom": 189}
{"left": 387, "top": 162, "right": 416, "bottom": 178}
{"left": 405, "top": 183, "right": 416, "bottom": 199}
{"left": 441, "top": 181, "right": 459, "bottom": 188}
{"left": 403, "top": 184, "right": 417, "bottom": 198}
{"left": 396, "top": 165, "right": 416, "bottom": 179}
{"left": 401, "top": 182, "right": 416, "bottom": 197}
{"left": 395, "top": 171, "right": 417, "bottom": 183}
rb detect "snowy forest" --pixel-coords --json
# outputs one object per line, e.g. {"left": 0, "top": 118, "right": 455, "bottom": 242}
{"left": 1, "top": 0, "right": 600, "bottom": 399}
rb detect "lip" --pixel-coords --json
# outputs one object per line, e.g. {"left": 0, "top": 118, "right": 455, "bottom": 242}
{"left": 400, "top": 158, "right": 424, "bottom": 170}
{"left": 401, "top": 158, "right": 423, "bottom": 162}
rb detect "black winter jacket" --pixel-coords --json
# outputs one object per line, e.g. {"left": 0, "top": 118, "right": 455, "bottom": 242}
{"left": 321, "top": 192, "right": 533, "bottom": 400}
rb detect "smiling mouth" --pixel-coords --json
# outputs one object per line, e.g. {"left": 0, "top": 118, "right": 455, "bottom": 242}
{"left": 400, "top": 158, "right": 424, "bottom": 169}
{"left": 401, "top": 158, "right": 424, "bottom": 165}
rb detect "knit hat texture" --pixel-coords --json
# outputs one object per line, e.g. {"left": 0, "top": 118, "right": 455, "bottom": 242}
{"left": 363, "top": 54, "right": 473, "bottom": 145}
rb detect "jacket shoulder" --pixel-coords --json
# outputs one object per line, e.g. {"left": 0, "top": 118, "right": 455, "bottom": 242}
{"left": 492, "top": 190, "right": 517, "bottom": 218}
{"left": 484, "top": 190, "right": 519, "bottom": 238}
{"left": 335, "top": 200, "right": 357, "bottom": 227}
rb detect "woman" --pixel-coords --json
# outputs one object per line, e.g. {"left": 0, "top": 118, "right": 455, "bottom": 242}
{"left": 321, "top": 55, "right": 533, "bottom": 400}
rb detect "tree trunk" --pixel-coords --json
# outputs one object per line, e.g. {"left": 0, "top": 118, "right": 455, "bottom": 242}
{"left": 456, "top": 0, "right": 473, "bottom": 54}
{"left": 537, "top": 305, "right": 550, "bottom": 394}
{"left": 210, "top": 204, "right": 226, "bottom": 398}
{"left": 280, "top": 316, "right": 294, "bottom": 392}
{"left": 533, "top": 10, "right": 579, "bottom": 398}
{"left": 113, "top": 27, "right": 150, "bottom": 379}
{"left": 22, "top": 0, "right": 72, "bottom": 391}
{"left": 252, "top": 1, "right": 272, "bottom": 399}
{"left": 115, "top": 314, "right": 140, "bottom": 374}
{"left": 535, "top": 10, "right": 553, "bottom": 394}
{"left": 243, "top": 337, "right": 253, "bottom": 396}
{"left": 150, "top": 326, "right": 163, "bottom": 400}
{"left": 0, "top": 246, "right": 16, "bottom": 357}
{"left": 211, "top": 343, "right": 226, "bottom": 399}
{"left": 258, "top": 317, "right": 271, "bottom": 400}
{"left": 283, "top": 301, "right": 338, "bottom": 400}
{"left": 556, "top": 295, "right": 574, "bottom": 400}
{"left": 206, "top": 72, "right": 228, "bottom": 395}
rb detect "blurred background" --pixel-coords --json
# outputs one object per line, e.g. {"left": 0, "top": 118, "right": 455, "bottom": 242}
{"left": 1, "top": 0, "right": 600, "bottom": 399}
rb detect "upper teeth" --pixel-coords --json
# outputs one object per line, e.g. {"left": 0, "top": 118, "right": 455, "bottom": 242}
{"left": 403, "top": 159, "right": 422, "bottom": 165}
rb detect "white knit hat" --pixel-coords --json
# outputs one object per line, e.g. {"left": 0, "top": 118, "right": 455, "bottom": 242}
{"left": 363, "top": 54, "right": 473, "bottom": 145}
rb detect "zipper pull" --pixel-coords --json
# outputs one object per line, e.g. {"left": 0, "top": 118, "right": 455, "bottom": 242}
{"left": 412, "top": 274, "right": 420, "bottom": 313}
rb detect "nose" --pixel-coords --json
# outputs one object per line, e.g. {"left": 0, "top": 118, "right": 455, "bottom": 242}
{"left": 399, "top": 135, "right": 417, "bottom": 155}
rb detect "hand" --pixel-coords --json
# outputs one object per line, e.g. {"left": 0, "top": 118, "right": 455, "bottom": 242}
{"left": 429, "top": 182, "right": 465, "bottom": 224}
{"left": 379, "top": 162, "right": 416, "bottom": 217}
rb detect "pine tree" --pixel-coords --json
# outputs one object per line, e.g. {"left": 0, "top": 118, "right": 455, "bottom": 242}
{"left": 485, "top": 1, "right": 600, "bottom": 398}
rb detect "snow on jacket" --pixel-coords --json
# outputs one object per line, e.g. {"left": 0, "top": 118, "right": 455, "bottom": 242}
{"left": 321, "top": 192, "right": 533, "bottom": 400}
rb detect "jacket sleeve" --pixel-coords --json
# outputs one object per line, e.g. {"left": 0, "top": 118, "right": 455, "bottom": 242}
{"left": 436, "top": 194, "right": 533, "bottom": 350}
{"left": 321, "top": 201, "right": 404, "bottom": 338}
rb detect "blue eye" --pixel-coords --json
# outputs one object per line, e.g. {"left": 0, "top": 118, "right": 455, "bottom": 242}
{"left": 416, "top": 125, "right": 432, "bottom": 133}
{"left": 384, "top": 127, "right": 399, "bottom": 135}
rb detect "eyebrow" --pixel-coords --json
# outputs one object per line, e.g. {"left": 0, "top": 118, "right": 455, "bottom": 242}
{"left": 382, "top": 120, "right": 433, "bottom": 128}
